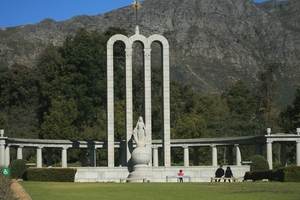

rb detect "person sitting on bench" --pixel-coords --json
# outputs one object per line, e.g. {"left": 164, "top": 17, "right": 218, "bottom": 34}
{"left": 215, "top": 165, "right": 224, "bottom": 182}
{"left": 224, "top": 166, "right": 234, "bottom": 182}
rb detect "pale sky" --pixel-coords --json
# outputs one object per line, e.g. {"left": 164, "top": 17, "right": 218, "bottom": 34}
{"left": 0, "top": 0, "right": 268, "bottom": 28}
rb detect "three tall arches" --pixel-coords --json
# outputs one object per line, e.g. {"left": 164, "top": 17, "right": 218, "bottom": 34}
{"left": 106, "top": 29, "right": 171, "bottom": 167}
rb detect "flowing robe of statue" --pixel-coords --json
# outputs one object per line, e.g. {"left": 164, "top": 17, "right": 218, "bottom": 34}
{"left": 133, "top": 116, "right": 146, "bottom": 147}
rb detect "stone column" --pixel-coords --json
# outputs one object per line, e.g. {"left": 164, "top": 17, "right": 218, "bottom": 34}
{"left": 5, "top": 145, "right": 10, "bottom": 167}
{"left": 211, "top": 144, "right": 217, "bottom": 166}
{"left": 296, "top": 128, "right": 300, "bottom": 166}
{"left": 0, "top": 141, "right": 4, "bottom": 166}
{"left": 125, "top": 47, "right": 133, "bottom": 167}
{"left": 106, "top": 38, "right": 115, "bottom": 168}
{"left": 0, "top": 130, "right": 5, "bottom": 166}
{"left": 17, "top": 146, "right": 23, "bottom": 159}
{"left": 46, "top": 148, "right": 52, "bottom": 167}
{"left": 183, "top": 145, "right": 189, "bottom": 167}
{"left": 280, "top": 142, "right": 287, "bottom": 167}
{"left": 235, "top": 144, "right": 241, "bottom": 166}
{"left": 144, "top": 47, "right": 152, "bottom": 166}
{"left": 296, "top": 140, "right": 300, "bottom": 166}
{"left": 90, "top": 147, "right": 96, "bottom": 167}
{"left": 162, "top": 41, "right": 171, "bottom": 167}
{"left": 266, "top": 140, "right": 273, "bottom": 170}
{"left": 227, "top": 146, "right": 233, "bottom": 165}
{"left": 80, "top": 149, "right": 87, "bottom": 167}
{"left": 36, "top": 146, "right": 43, "bottom": 168}
{"left": 152, "top": 146, "right": 158, "bottom": 167}
{"left": 62, "top": 147, "right": 68, "bottom": 168}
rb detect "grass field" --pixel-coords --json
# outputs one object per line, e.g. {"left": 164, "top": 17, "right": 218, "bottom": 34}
{"left": 20, "top": 181, "right": 300, "bottom": 200}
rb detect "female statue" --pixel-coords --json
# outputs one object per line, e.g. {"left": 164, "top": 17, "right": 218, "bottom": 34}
{"left": 133, "top": 116, "right": 147, "bottom": 147}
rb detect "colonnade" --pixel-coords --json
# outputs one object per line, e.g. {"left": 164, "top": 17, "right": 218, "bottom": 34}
{"left": 0, "top": 130, "right": 255, "bottom": 168}
{"left": 151, "top": 144, "right": 242, "bottom": 167}
{"left": 1, "top": 129, "right": 300, "bottom": 169}
{"left": 1, "top": 140, "right": 242, "bottom": 168}
{"left": 265, "top": 128, "right": 300, "bottom": 169}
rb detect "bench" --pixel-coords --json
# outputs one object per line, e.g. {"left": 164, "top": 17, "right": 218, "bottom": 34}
{"left": 211, "top": 177, "right": 236, "bottom": 182}
{"left": 25, "top": 163, "right": 36, "bottom": 167}
{"left": 119, "top": 177, "right": 148, "bottom": 183}
{"left": 166, "top": 175, "right": 191, "bottom": 182}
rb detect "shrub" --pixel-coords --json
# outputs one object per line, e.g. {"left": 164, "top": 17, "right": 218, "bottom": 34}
{"left": 248, "top": 155, "right": 269, "bottom": 171}
{"left": 244, "top": 166, "right": 300, "bottom": 182}
{"left": 244, "top": 169, "right": 273, "bottom": 181}
{"left": 0, "top": 166, "right": 17, "bottom": 200}
{"left": 23, "top": 168, "right": 77, "bottom": 182}
{"left": 9, "top": 159, "right": 28, "bottom": 179}
{"left": 275, "top": 166, "right": 300, "bottom": 182}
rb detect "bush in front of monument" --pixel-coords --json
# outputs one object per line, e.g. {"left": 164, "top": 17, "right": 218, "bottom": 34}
{"left": 9, "top": 159, "right": 28, "bottom": 179}
{"left": 249, "top": 155, "right": 269, "bottom": 171}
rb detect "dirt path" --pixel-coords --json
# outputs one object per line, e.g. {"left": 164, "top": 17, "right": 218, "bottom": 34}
{"left": 11, "top": 179, "right": 32, "bottom": 200}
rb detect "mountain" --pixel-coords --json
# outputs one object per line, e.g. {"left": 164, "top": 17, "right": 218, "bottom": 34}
{"left": 0, "top": 0, "right": 299, "bottom": 107}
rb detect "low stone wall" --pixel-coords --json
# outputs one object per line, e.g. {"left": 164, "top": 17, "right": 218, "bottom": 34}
{"left": 74, "top": 165, "right": 250, "bottom": 182}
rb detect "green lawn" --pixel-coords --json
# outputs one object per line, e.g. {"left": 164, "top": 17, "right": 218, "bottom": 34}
{"left": 20, "top": 181, "right": 300, "bottom": 200}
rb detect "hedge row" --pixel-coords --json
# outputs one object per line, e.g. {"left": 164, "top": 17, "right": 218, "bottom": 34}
{"left": 244, "top": 166, "right": 300, "bottom": 182}
{"left": 22, "top": 168, "right": 77, "bottom": 182}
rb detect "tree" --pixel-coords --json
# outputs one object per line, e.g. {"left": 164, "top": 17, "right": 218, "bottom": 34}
{"left": 221, "top": 80, "right": 260, "bottom": 136}
{"left": 253, "top": 63, "right": 280, "bottom": 129}
{"left": 198, "top": 94, "right": 230, "bottom": 138}
{"left": 279, "top": 87, "right": 300, "bottom": 132}
{"left": 0, "top": 113, "right": 6, "bottom": 129}
{"left": 171, "top": 114, "right": 206, "bottom": 139}
{"left": 39, "top": 96, "right": 77, "bottom": 139}
{"left": 0, "top": 64, "right": 40, "bottom": 138}
{"left": 37, "top": 27, "right": 128, "bottom": 140}
{"left": 0, "top": 64, "right": 39, "bottom": 108}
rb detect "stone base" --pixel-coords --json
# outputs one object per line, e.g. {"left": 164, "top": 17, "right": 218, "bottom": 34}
{"left": 74, "top": 165, "right": 251, "bottom": 182}
{"left": 128, "top": 164, "right": 153, "bottom": 182}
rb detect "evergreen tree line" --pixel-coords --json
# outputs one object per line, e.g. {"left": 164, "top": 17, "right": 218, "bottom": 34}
{"left": 0, "top": 27, "right": 299, "bottom": 165}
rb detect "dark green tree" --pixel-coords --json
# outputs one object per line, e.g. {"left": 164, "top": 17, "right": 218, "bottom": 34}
{"left": 171, "top": 114, "right": 206, "bottom": 139}
{"left": 221, "top": 80, "right": 260, "bottom": 136}
{"left": 253, "top": 63, "right": 280, "bottom": 130}
{"left": 40, "top": 96, "right": 77, "bottom": 139}
{"left": 0, "top": 64, "right": 40, "bottom": 138}
{"left": 279, "top": 87, "right": 300, "bottom": 133}
{"left": 37, "top": 27, "right": 127, "bottom": 140}
{"left": 0, "top": 113, "right": 6, "bottom": 129}
{"left": 198, "top": 94, "right": 230, "bottom": 138}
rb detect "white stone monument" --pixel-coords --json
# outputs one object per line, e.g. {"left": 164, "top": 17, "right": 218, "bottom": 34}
{"left": 128, "top": 116, "right": 153, "bottom": 181}
{"left": 106, "top": 0, "right": 171, "bottom": 174}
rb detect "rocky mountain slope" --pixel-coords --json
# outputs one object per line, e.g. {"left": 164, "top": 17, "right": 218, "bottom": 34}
{"left": 0, "top": 0, "right": 299, "bottom": 107}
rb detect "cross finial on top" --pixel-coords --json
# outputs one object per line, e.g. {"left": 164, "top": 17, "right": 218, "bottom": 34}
{"left": 132, "top": 0, "right": 141, "bottom": 26}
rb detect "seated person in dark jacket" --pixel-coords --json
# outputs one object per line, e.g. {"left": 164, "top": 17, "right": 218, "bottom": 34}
{"left": 215, "top": 165, "right": 224, "bottom": 182}
{"left": 224, "top": 166, "right": 234, "bottom": 182}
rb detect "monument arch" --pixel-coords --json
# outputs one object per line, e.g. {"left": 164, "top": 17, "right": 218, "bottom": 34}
{"left": 106, "top": 27, "right": 171, "bottom": 168}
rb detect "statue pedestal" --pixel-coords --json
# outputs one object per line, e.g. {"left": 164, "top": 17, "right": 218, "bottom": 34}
{"left": 128, "top": 146, "right": 153, "bottom": 182}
